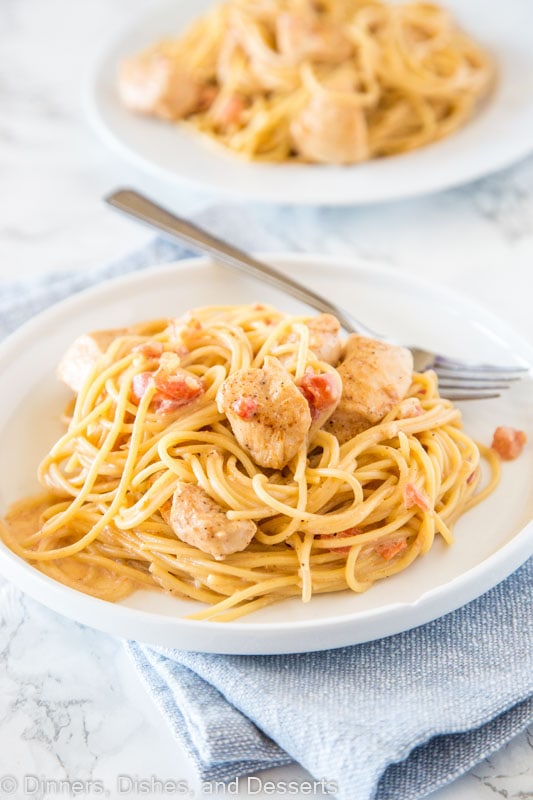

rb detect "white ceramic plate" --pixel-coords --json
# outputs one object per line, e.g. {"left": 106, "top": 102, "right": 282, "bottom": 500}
{"left": 0, "top": 255, "right": 532, "bottom": 653}
{"left": 86, "top": 0, "right": 533, "bottom": 205}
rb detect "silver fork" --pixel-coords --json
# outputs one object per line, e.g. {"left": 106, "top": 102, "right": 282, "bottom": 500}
{"left": 105, "top": 189, "right": 529, "bottom": 401}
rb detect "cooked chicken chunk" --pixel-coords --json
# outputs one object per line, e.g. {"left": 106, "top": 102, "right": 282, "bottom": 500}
{"left": 118, "top": 51, "right": 202, "bottom": 120}
{"left": 276, "top": 13, "right": 352, "bottom": 64}
{"left": 291, "top": 67, "right": 369, "bottom": 164}
{"left": 217, "top": 360, "right": 312, "bottom": 469}
{"left": 291, "top": 95, "right": 368, "bottom": 164}
{"left": 306, "top": 314, "right": 342, "bottom": 365}
{"left": 57, "top": 329, "right": 126, "bottom": 393}
{"left": 169, "top": 481, "right": 256, "bottom": 559}
{"left": 326, "top": 336, "right": 413, "bottom": 443}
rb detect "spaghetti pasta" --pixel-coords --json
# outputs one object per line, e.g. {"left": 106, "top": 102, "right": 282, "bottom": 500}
{"left": 118, "top": 0, "right": 494, "bottom": 164}
{"left": 1, "top": 305, "right": 499, "bottom": 621}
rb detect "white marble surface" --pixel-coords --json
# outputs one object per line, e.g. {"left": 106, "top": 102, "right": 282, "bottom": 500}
{"left": 0, "top": 1, "right": 532, "bottom": 798}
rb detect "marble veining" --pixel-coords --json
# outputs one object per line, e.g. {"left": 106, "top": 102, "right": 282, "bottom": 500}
{"left": 1, "top": 577, "right": 531, "bottom": 799}
{"left": 467, "top": 159, "right": 533, "bottom": 243}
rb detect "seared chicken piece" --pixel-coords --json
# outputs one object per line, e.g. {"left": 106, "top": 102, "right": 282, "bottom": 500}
{"left": 291, "top": 94, "right": 368, "bottom": 164}
{"left": 169, "top": 481, "right": 256, "bottom": 559}
{"left": 306, "top": 314, "right": 342, "bottom": 365}
{"left": 291, "top": 67, "right": 369, "bottom": 164}
{"left": 57, "top": 329, "right": 126, "bottom": 393}
{"left": 326, "top": 336, "right": 413, "bottom": 443}
{"left": 282, "top": 314, "right": 341, "bottom": 368}
{"left": 217, "top": 360, "right": 312, "bottom": 469}
{"left": 118, "top": 50, "right": 202, "bottom": 120}
{"left": 276, "top": 13, "right": 353, "bottom": 64}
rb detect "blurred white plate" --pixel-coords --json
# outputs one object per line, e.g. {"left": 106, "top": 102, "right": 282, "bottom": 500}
{"left": 0, "top": 255, "right": 532, "bottom": 653}
{"left": 86, "top": 0, "right": 533, "bottom": 205}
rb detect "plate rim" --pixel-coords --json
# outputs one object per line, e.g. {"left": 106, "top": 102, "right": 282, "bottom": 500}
{"left": 0, "top": 253, "right": 532, "bottom": 654}
{"left": 84, "top": 0, "right": 533, "bottom": 206}
{"left": 2, "top": 253, "right": 533, "bottom": 364}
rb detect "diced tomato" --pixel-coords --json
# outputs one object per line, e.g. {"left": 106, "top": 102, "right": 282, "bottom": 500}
{"left": 466, "top": 470, "right": 477, "bottom": 485}
{"left": 299, "top": 372, "right": 341, "bottom": 421}
{"left": 376, "top": 537, "right": 407, "bottom": 561}
{"left": 132, "top": 372, "right": 155, "bottom": 403}
{"left": 154, "top": 397, "right": 194, "bottom": 415}
{"left": 319, "top": 526, "right": 362, "bottom": 555}
{"left": 398, "top": 398, "right": 423, "bottom": 418}
{"left": 231, "top": 396, "right": 258, "bottom": 420}
{"left": 154, "top": 371, "right": 203, "bottom": 402}
{"left": 131, "top": 368, "right": 204, "bottom": 414}
{"left": 133, "top": 341, "right": 164, "bottom": 359}
{"left": 491, "top": 426, "right": 527, "bottom": 461}
{"left": 213, "top": 95, "right": 245, "bottom": 127}
{"left": 403, "top": 483, "right": 430, "bottom": 511}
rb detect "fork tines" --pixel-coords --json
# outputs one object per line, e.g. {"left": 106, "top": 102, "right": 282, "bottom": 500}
{"left": 434, "top": 358, "right": 528, "bottom": 378}
{"left": 433, "top": 360, "right": 529, "bottom": 401}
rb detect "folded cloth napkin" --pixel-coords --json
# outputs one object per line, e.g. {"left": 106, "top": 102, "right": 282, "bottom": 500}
{"left": 128, "top": 559, "right": 532, "bottom": 800}
{"left": 1, "top": 212, "right": 531, "bottom": 800}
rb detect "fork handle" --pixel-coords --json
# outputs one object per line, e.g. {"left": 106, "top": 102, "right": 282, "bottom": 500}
{"left": 105, "top": 189, "right": 379, "bottom": 337}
